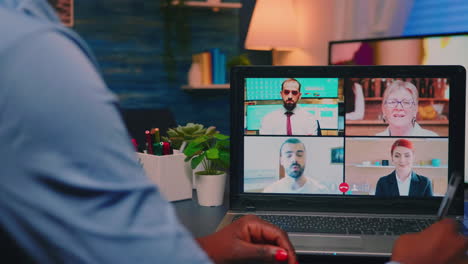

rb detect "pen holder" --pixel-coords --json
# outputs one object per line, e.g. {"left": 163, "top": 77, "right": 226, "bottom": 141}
{"left": 137, "top": 152, "right": 192, "bottom": 201}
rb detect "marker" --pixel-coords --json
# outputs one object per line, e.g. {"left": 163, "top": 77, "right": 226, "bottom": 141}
{"left": 145, "top": 130, "right": 153, "bottom": 154}
{"left": 131, "top": 138, "right": 138, "bottom": 151}
{"left": 162, "top": 142, "right": 171, "bottom": 155}
{"left": 151, "top": 128, "right": 161, "bottom": 143}
{"left": 159, "top": 142, "right": 167, "bottom": 155}
{"left": 153, "top": 142, "right": 163, "bottom": 156}
{"left": 437, "top": 172, "right": 461, "bottom": 220}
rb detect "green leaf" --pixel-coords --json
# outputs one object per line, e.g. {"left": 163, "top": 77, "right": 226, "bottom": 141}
{"left": 215, "top": 139, "right": 230, "bottom": 149}
{"left": 219, "top": 151, "right": 230, "bottom": 167}
{"left": 181, "top": 123, "right": 205, "bottom": 136}
{"left": 166, "top": 128, "right": 177, "bottom": 137}
{"left": 213, "top": 133, "right": 229, "bottom": 140}
{"left": 191, "top": 135, "right": 209, "bottom": 145}
{"left": 206, "top": 148, "right": 219, "bottom": 160}
{"left": 205, "top": 126, "right": 218, "bottom": 135}
{"left": 191, "top": 153, "right": 206, "bottom": 169}
{"left": 183, "top": 142, "right": 203, "bottom": 157}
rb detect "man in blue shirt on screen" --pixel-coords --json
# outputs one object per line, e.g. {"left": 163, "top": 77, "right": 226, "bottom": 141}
{"left": 260, "top": 78, "right": 318, "bottom": 135}
{"left": 0, "top": 1, "right": 466, "bottom": 264}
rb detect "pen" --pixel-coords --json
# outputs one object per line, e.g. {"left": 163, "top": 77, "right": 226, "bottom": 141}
{"left": 437, "top": 172, "right": 461, "bottom": 220}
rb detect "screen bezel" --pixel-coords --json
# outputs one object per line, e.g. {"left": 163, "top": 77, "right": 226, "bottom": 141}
{"left": 230, "top": 66, "right": 465, "bottom": 215}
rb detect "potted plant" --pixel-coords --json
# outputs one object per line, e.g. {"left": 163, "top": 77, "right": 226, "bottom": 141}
{"left": 162, "top": 122, "right": 217, "bottom": 150}
{"left": 183, "top": 132, "right": 230, "bottom": 206}
{"left": 163, "top": 123, "right": 218, "bottom": 188}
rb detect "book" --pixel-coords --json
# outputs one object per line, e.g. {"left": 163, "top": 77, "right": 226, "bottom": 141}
{"left": 219, "top": 52, "right": 226, "bottom": 84}
{"left": 210, "top": 48, "right": 220, "bottom": 84}
{"left": 200, "top": 51, "right": 212, "bottom": 85}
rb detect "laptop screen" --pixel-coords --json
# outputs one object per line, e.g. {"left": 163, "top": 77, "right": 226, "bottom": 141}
{"left": 243, "top": 76, "right": 450, "bottom": 197}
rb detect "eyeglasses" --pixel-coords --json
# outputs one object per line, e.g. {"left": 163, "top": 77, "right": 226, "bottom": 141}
{"left": 384, "top": 100, "right": 415, "bottom": 109}
{"left": 283, "top": 90, "right": 299, "bottom": 96}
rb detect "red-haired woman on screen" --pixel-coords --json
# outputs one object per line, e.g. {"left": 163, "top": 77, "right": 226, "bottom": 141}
{"left": 375, "top": 139, "right": 433, "bottom": 197}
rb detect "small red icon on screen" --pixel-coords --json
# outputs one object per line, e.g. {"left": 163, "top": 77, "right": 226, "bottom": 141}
{"left": 339, "top": 182, "right": 349, "bottom": 193}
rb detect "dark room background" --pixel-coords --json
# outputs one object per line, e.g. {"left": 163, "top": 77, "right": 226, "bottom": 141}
{"left": 73, "top": 0, "right": 250, "bottom": 134}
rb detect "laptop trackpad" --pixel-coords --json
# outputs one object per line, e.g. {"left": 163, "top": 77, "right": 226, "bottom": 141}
{"left": 290, "top": 234, "right": 363, "bottom": 250}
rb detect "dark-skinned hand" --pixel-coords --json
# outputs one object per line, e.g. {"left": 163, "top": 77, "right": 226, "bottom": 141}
{"left": 196, "top": 214, "right": 297, "bottom": 264}
{"left": 391, "top": 218, "right": 468, "bottom": 264}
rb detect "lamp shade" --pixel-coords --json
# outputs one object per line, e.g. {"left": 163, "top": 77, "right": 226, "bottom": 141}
{"left": 245, "top": 0, "right": 299, "bottom": 51}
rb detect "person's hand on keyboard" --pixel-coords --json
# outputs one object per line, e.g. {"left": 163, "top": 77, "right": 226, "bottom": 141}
{"left": 391, "top": 218, "right": 468, "bottom": 264}
{"left": 196, "top": 214, "right": 297, "bottom": 264}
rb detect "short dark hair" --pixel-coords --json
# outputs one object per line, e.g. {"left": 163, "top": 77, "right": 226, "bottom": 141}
{"left": 280, "top": 138, "right": 305, "bottom": 156}
{"left": 281, "top": 78, "right": 301, "bottom": 92}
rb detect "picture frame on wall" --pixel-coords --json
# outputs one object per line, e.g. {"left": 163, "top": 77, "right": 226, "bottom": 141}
{"left": 331, "top": 147, "right": 344, "bottom": 164}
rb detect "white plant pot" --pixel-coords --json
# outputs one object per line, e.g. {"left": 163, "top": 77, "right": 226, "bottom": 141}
{"left": 191, "top": 162, "right": 204, "bottom": 189}
{"left": 181, "top": 151, "right": 204, "bottom": 189}
{"left": 196, "top": 172, "right": 226, "bottom": 207}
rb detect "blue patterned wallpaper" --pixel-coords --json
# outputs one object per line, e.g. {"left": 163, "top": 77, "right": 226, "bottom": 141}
{"left": 73, "top": 0, "right": 240, "bottom": 134}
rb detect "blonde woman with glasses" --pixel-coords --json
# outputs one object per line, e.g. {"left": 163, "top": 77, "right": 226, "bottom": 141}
{"left": 376, "top": 80, "right": 438, "bottom": 136}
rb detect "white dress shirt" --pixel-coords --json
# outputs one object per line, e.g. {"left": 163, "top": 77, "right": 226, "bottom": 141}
{"left": 259, "top": 105, "right": 318, "bottom": 135}
{"left": 262, "top": 176, "right": 329, "bottom": 194}
{"left": 396, "top": 172, "right": 411, "bottom": 196}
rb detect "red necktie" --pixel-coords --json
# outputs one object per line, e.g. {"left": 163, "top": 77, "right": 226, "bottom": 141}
{"left": 286, "top": 112, "right": 293, "bottom": 135}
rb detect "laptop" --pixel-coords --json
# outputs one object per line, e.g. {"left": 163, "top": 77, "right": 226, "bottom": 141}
{"left": 217, "top": 66, "right": 466, "bottom": 256}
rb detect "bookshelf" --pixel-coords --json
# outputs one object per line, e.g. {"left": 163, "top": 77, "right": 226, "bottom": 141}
{"left": 175, "top": 1, "right": 240, "bottom": 90}
{"left": 346, "top": 120, "right": 448, "bottom": 125}
{"left": 348, "top": 164, "right": 448, "bottom": 169}
{"left": 364, "top": 97, "right": 449, "bottom": 102}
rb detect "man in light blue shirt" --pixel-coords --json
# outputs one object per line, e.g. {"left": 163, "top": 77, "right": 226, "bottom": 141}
{"left": 0, "top": 1, "right": 297, "bottom": 263}
{"left": 0, "top": 1, "right": 465, "bottom": 264}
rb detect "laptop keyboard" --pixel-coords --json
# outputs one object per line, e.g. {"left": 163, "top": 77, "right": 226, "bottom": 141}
{"left": 232, "top": 215, "right": 436, "bottom": 236}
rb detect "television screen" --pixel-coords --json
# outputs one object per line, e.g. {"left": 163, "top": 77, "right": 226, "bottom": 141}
{"left": 329, "top": 32, "right": 468, "bottom": 183}
{"left": 329, "top": 33, "right": 468, "bottom": 67}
